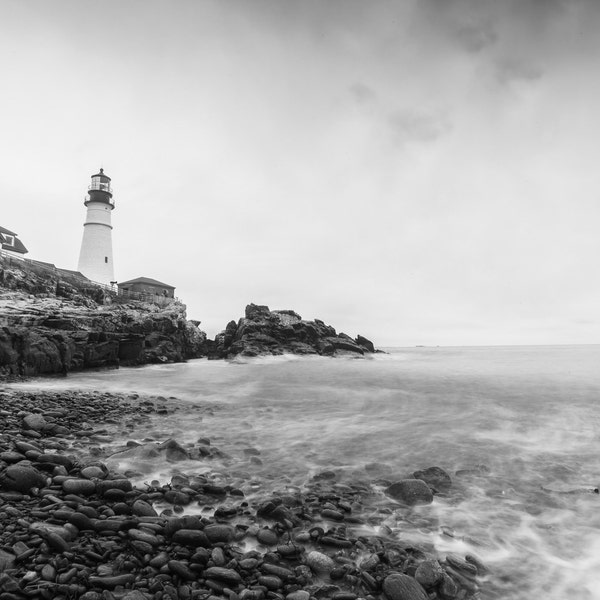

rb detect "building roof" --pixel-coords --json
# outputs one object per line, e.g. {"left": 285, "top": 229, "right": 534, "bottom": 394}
{"left": 92, "top": 167, "right": 111, "bottom": 180}
{"left": 57, "top": 268, "right": 89, "bottom": 280}
{"left": 0, "top": 226, "right": 28, "bottom": 254}
{"left": 118, "top": 277, "right": 175, "bottom": 289}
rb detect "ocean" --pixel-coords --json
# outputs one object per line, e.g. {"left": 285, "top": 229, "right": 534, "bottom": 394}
{"left": 12, "top": 345, "right": 600, "bottom": 600}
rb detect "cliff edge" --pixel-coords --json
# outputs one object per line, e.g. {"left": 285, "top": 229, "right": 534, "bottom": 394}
{"left": 0, "top": 255, "right": 208, "bottom": 378}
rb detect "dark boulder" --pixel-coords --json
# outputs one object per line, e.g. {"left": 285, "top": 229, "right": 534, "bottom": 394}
{"left": 212, "top": 304, "right": 378, "bottom": 359}
{"left": 386, "top": 479, "right": 434, "bottom": 505}
{"left": 0, "top": 464, "right": 46, "bottom": 493}
{"left": 383, "top": 573, "right": 429, "bottom": 600}
{"left": 413, "top": 466, "right": 452, "bottom": 493}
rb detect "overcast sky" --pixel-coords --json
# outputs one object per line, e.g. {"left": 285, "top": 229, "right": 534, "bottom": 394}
{"left": 1, "top": 0, "right": 599, "bottom": 346}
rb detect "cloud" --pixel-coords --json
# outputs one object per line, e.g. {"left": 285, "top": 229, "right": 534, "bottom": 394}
{"left": 455, "top": 21, "right": 497, "bottom": 53}
{"left": 387, "top": 108, "right": 452, "bottom": 145}
{"left": 349, "top": 82, "right": 377, "bottom": 106}
{"left": 495, "top": 58, "right": 543, "bottom": 85}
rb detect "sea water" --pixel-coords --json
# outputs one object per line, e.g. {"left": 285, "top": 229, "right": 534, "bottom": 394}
{"left": 12, "top": 345, "right": 600, "bottom": 600}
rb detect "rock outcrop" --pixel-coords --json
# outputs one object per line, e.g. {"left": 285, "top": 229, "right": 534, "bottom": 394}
{"left": 0, "top": 254, "right": 208, "bottom": 378}
{"left": 212, "top": 303, "right": 377, "bottom": 358}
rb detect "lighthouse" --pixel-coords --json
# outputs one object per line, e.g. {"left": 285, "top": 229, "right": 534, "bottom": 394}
{"left": 77, "top": 168, "right": 115, "bottom": 284}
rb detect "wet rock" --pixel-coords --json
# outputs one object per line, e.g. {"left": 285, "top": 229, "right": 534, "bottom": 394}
{"left": 286, "top": 592, "right": 310, "bottom": 600}
{"left": 88, "top": 574, "right": 136, "bottom": 588}
{"left": 306, "top": 551, "right": 335, "bottom": 575}
{"left": 414, "top": 560, "right": 443, "bottom": 588}
{"left": 204, "top": 524, "right": 234, "bottom": 543}
{"left": 168, "top": 560, "right": 196, "bottom": 580}
{"left": 0, "top": 464, "right": 46, "bottom": 492}
{"left": 0, "top": 549, "right": 16, "bottom": 573}
{"left": 358, "top": 553, "right": 380, "bottom": 571}
{"left": 260, "top": 563, "right": 295, "bottom": 580}
{"left": 257, "top": 528, "right": 279, "bottom": 546}
{"left": 258, "top": 575, "right": 282, "bottom": 590}
{"left": 63, "top": 478, "right": 96, "bottom": 495}
{"left": 413, "top": 466, "right": 452, "bottom": 493}
{"left": 386, "top": 479, "right": 434, "bottom": 505}
{"left": 96, "top": 479, "right": 133, "bottom": 495}
{"left": 204, "top": 567, "right": 243, "bottom": 584}
{"left": 0, "top": 451, "right": 26, "bottom": 463}
{"left": 128, "top": 528, "right": 160, "bottom": 546}
{"left": 131, "top": 499, "right": 157, "bottom": 517}
{"left": 22, "top": 413, "right": 48, "bottom": 431}
{"left": 439, "top": 573, "right": 459, "bottom": 599}
{"left": 382, "top": 573, "right": 429, "bottom": 600}
{"left": 80, "top": 466, "right": 106, "bottom": 479}
{"left": 172, "top": 529, "right": 210, "bottom": 547}
{"left": 159, "top": 438, "right": 190, "bottom": 461}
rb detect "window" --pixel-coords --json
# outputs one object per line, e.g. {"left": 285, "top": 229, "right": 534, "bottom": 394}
{"left": 3, "top": 235, "right": 14, "bottom": 246}
{"left": 105, "top": 257, "right": 108, "bottom": 263}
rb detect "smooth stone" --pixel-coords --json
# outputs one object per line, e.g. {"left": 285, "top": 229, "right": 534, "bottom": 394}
{"left": 68, "top": 512, "right": 95, "bottom": 531}
{"left": 359, "top": 553, "right": 380, "bottom": 571}
{"left": 286, "top": 592, "right": 310, "bottom": 600}
{"left": 171, "top": 529, "right": 210, "bottom": 547}
{"left": 132, "top": 499, "right": 158, "bottom": 517}
{"left": 80, "top": 466, "right": 106, "bottom": 479}
{"left": 36, "top": 453, "right": 74, "bottom": 468}
{"left": 0, "top": 550, "right": 16, "bottom": 573}
{"left": 204, "top": 524, "right": 234, "bottom": 543}
{"left": 256, "top": 528, "right": 279, "bottom": 546}
{"left": 258, "top": 575, "right": 282, "bottom": 590}
{"left": 96, "top": 479, "right": 133, "bottom": 495}
{"left": 23, "top": 413, "right": 47, "bottom": 431}
{"left": 0, "top": 464, "right": 46, "bottom": 493}
{"left": 128, "top": 528, "right": 160, "bottom": 546}
{"left": 0, "top": 451, "right": 26, "bottom": 463}
{"left": 382, "top": 573, "right": 429, "bottom": 600}
{"left": 306, "top": 551, "right": 335, "bottom": 575}
{"left": 149, "top": 552, "right": 170, "bottom": 568}
{"left": 203, "top": 567, "right": 242, "bottom": 584}
{"left": 414, "top": 560, "right": 443, "bottom": 588}
{"left": 164, "top": 490, "right": 191, "bottom": 505}
{"left": 63, "top": 479, "right": 96, "bottom": 496}
{"left": 385, "top": 479, "right": 434, "bottom": 506}
{"left": 413, "top": 466, "right": 452, "bottom": 492}
{"left": 321, "top": 508, "right": 344, "bottom": 521}
{"left": 168, "top": 560, "right": 196, "bottom": 580}
{"left": 41, "top": 563, "right": 56, "bottom": 581}
{"left": 260, "top": 563, "right": 294, "bottom": 580}
{"left": 88, "top": 574, "right": 136, "bottom": 588}
{"left": 102, "top": 488, "right": 126, "bottom": 501}
{"left": 122, "top": 591, "right": 149, "bottom": 600}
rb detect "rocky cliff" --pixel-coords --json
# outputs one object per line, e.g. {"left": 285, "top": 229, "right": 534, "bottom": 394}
{"left": 212, "top": 303, "right": 377, "bottom": 358}
{"left": 0, "top": 255, "right": 208, "bottom": 378}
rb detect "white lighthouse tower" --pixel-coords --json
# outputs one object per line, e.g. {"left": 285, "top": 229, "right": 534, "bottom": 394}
{"left": 77, "top": 168, "right": 115, "bottom": 284}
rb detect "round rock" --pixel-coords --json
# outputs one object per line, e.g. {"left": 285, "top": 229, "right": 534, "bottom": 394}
{"left": 306, "top": 550, "right": 335, "bottom": 575}
{"left": 0, "top": 464, "right": 46, "bottom": 493}
{"left": 257, "top": 528, "right": 279, "bottom": 546}
{"left": 385, "top": 479, "right": 433, "bottom": 506}
{"left": 383, "top": 573, "right": 429, "bottom": 600}
{"left": 63, "top": 479, "right": 96, "bottom": 496}
{"left": 414, "top": 560, "right": 443, "bottom": 588}
{"left": 412, "top": 466, "right": 452, "bottom": 493}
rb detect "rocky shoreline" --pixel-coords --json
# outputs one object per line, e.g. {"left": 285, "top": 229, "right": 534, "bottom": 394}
{"left": 1, "top": 254, "right": 378, "bottom": 379}
{"left": 0, "top": 389, "right": 486, "bottom": 600}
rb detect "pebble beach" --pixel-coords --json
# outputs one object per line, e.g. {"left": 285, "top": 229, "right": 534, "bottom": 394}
{"left": 0, "top": 388, "right": 486, "bottom": 600}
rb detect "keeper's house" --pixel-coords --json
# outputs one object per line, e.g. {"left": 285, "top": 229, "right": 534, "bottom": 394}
{"left": 118, "top": 277, "right": 175, "bottom": 298}
{"left": 0, "top": 226, "right": 28, "bottom": 256}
